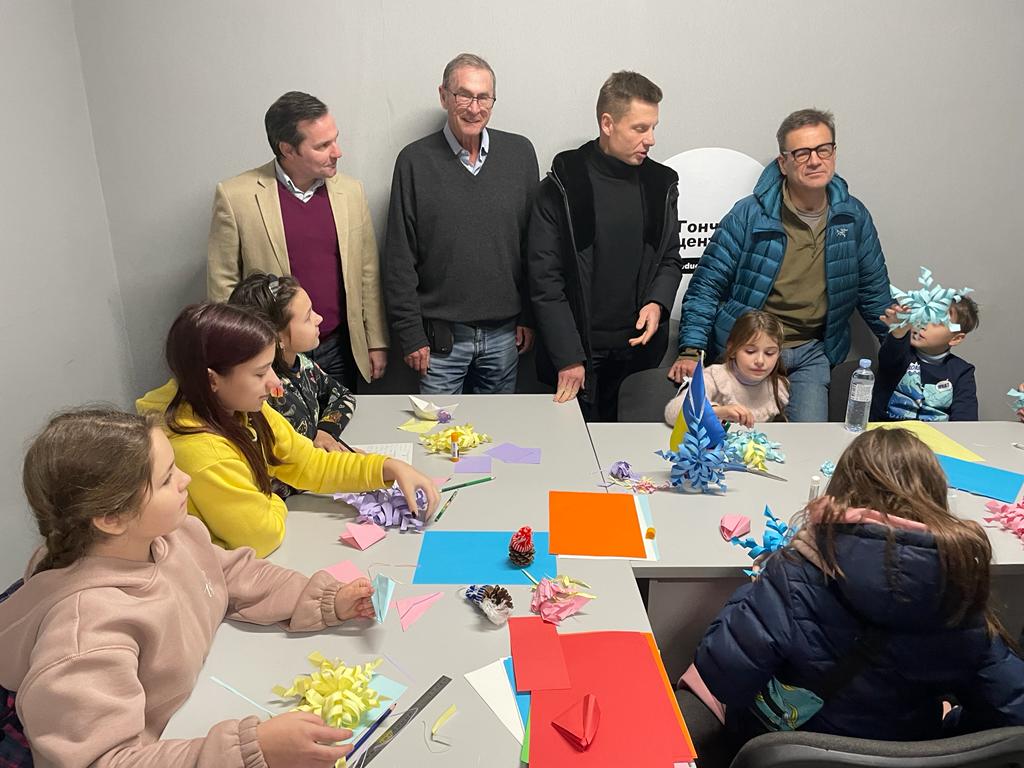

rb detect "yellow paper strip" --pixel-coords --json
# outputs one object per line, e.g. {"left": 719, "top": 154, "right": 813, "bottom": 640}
{"left": 866, "top": 421, "right": 984, "bottom": 463}
{"left": 431, "top": 703, "right": 457, "bottom": 736}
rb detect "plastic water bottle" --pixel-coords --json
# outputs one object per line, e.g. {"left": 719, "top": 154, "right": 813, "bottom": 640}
{"left": 844, "top": 359, "right": 874, "bottom": 432}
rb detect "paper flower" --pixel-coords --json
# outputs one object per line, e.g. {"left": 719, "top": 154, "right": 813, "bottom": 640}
{"left": 530, "top": 575, "right": 596, "bottom": 625}
{"left": 1007, "top": 389, "right": 1024, "bottom": 411}
{"left": 890, "top": 267, "right": 972, "bottom": 331}
{"left": 657, "top": 424, "right": 728, "bottom": 494}
{"left": 609, "top": 460, "right": 637, "bottom": 481}
{"left": 336, "top": 483, "right": 426, "bottom": 531}
{"left": 719, "top": 514, "right": 751, "bottom": 541}
{"left": 466, "top": 584, "right": 514, "bottom": 626}
{"left": 437, "top": 410, "right": 452, "bottom": 423}
{"left": 724, "top": 429, "right": 786, "bottom": 466}
{"left": 730, "top": 506, "right": 794, "bottom": 575}
{"left": 600, "top": 460, "right": 664, "bottom": 494}
{"left": 272, "top": 653, "right": 385, "bottom": 729}
{"left": 820, "top": 460, "right": 836, "bottom": 477}
{"left": 984, "top": 501, "right": 1024, "bottom": 546}
{"left": 421, "top": 424, "right": 492, "bottom": 454}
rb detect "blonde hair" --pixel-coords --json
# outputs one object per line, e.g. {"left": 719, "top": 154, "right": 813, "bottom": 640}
{"left": 23, "top": 408, "right": 160, "bottom": 574}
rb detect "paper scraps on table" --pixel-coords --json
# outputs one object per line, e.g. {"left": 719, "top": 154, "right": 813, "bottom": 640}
{"left": 272, "top": 653, "right": 383, "bottom": 730}
{"left": 350, "top": 442, "right": 415, "bottom": 463}
{"left": 530, "top": 575, "right": 596, "bottom": 624}
{"left": 508, "top": 616, "right": 571, "bottom": 692}
{"left": 820, "top": 460, "right": 836, "bottom": 477}
{"left": 1008, "top": 388, "right": 1024, "bottom": 411}
{"left": 409, "top": 395, "right": 458, "bottom": 422}
{"left": 552, "top": 693, "right": 601, "bottom": 751}
{"left": 397, "top": 416, "right": 437, "bottom": 434}
{"left": 890, "top": 266, "right": 972, "bottom": 331}
{"left": 394, "top": 591, "right": 443, "bottom": 631}
{"left": 324, "top": 560, "right": 365, "bottom": 583}
{"left": 466, "top": 584, "right": 514, "bottom": 626}
{"left": 548, "top": 491, "right": 654, "bottom": 559}
{"left": 453, "top": 454, "right": 492, "bottom": 474}
{"left": 335, "top": 483, "right": 426, "bottom": 532}
{"left": 658, "top": 424, "right": 729, "bottom": 494}
{"left": 867, "top": 421, "right": 984, "bottom": 462}
{"left": 465, "top": 658, "right": 524, "bottom": 743}
{"left": 431, "top": 703, "right": 457, "bottom": 741}
{"left": 984, "top": 501, "right": 1024, "bottom": 546}
{"left": 669, "top": 355, "right": 726, "bottom": 451}
{"left": 412, "top": 530, "right": 556, "bottom": 585}
{"left": 421, "top": 424, "right": 492, "bottom": 454}
{"left": 938, "top": 454, "right": 1024, "bottom": 504}
{"left": 724, "top": 429, "right": 786, "bottom": 467}
{"left": 730, "top": 506, "right": 794, "bottom": 576}
{"left": 599, "top": 459, "right": 663, "bottom": 494}
{"left": 339, "top": 521, "right": 386, "bottom": 551}
{"left": 485, "top": 442, "right": 542, "bottom": 464}
{"left": 719, "top": 514, "right": 751, "bottom": 541}
{"left": 372, "top": 573, "right": 396, "bottom": 623}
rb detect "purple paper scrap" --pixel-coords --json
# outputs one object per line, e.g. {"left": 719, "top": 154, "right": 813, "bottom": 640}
{"left": 453, "top": 455, "right": 493, "bottom": 474}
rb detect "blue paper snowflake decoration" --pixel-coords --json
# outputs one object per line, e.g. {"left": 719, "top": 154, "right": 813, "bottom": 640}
{"left": 890, "top": 267, "right": 972, "bottom": 331}
{"left": 1007, "top": 388, "right": 1024, "bottom": 411}
{"left": 730, "top": 506, "right": 795, "bottom": 576}
{"left": 723, "top": 429, "right": 786, "bottom": 466}
{"left": 820, "top": 460, "right": 836, "bottom": 477}
{"left": 657, "top": 424, "right": 728, "bottom": 494}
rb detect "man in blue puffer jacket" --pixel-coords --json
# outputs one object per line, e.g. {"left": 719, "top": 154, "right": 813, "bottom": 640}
{"left": 671, "top": 109, "right": 891, "bottom": 421}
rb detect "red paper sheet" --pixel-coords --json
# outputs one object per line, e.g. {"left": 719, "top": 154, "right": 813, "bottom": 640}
{"left": 508, "top": 616, "right": 571, "bottom": 692}
{"left": 529, "top": 631, "right": 696, "bottom": 766}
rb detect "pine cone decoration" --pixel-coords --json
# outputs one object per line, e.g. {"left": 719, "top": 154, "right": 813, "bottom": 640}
{"left": 509, "top": 526, "right": 535, "bottom": 567}
{"left": 483, "top": 585, "right": 513, "bottom": 610}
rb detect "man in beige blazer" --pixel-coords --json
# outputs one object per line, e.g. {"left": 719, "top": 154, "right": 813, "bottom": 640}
{"left": 208, "top": 91, "right": 387, "bottom": 388}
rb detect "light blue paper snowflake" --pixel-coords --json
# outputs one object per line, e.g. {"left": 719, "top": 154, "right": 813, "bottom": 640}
{"left": 820, "top": 460, "right": 836, "bottom": 477}
{"left": 890, "top": 267, "right": 972, "bottom": 331}
{"left": 724, "top": 429, "right": 786, "bottom": 466}
{"left": 1007, "top": 388, "right": 1024, "bottom": 410}
{"left": 657, "top": 425, "right": 728, "bottom": 494}
{"left": 730, "top": 506, "right": 795, "bottom": 575}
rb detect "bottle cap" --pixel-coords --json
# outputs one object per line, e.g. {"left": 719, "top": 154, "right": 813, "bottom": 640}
{"left": 859, "top": 358, "right": 872, "bottom": 368}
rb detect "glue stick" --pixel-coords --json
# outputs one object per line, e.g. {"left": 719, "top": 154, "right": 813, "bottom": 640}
{"left": 450, "top": 433, "right": 460, "bottom": 462}
{"left": 808, "top": 475, "right": 822, "bottom": 502}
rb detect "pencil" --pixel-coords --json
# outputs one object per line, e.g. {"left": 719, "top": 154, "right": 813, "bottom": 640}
{"left": 336, "top": 436, "right": 355, "bottom": 452}
{"left": 440, "top": 476, "right": 494, "bottom": 492}
{"left": 348, "top": 702, "right": 395, "bottom": 755}
{"left": 433, "top": 490, "right": 459, "bottom": 522}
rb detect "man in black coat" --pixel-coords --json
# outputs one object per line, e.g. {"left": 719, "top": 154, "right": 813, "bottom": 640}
{"left": 527, "top": 71, "right": 682, "bottom": 421}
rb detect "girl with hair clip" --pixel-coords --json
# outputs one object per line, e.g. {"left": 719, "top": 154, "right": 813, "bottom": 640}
{"left": 679, "top": 429, "right": 1024, "bottom": 766}
{"left": 0, "top": 408, "right": 372, "bottom": 767}
{"left": 229, "top": 272, "right": 356, "bottom": 455}
{"left": 137, "top": 303, "right": 438, "bottom": 557}
{"left": 664, "top": 310, "right": 789, "bottom": 428}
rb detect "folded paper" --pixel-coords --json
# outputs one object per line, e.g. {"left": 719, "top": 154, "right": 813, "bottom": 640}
{"left": 1008, "top": 388, "right": 1024, "bottom": 411}
{"left": 530, "top": 575, "right": 596, "bottom": 625}
{"left": 421, "top": 424, "right": 492, "bottom": 454}
{"left": 820, "top": 460, "right": 836, "bottom": 477}
{"left": 324, "top": 560, "right": 365, "bottom": 583}
{"left": 486, "top": 442, "right": 542, "bottom": 464}
{"left": 551, "top": 693, "right": 601, "bottom": 751}
{"left": 984, "top": 501, "right": 1024, "bottom": 546}
{"left": 719, "top": 514, "right": 751, "bottom": 541}
{"left": 397, "top": 416, "right": 437, "bottom": 434}
{"left": 600, "top": 459, "right": 662, "bottom": 494}
{"left": 431, "top": 703, "right": 457, "bottom": 737}
{"left": 339, "top": 522, "right": 386, "bottom": 550}
{"left": 730, "top": 506, "right": 794, "bottom": 575}
{"left": 394, "top": 591, "right": 443, "bottom": 631}
{"left": 669, "top": 355, "right": 726, "bottom": 451}
{"left": 272, "top": 653, "right": 383, "bottom": 730}
{"left": 658, "top": 424, "right": 728, "bottom": 494}
{"left": 372, "top": 573, "right": 396, "bottom": 623}
{"left": 409, "top": 395, "right": 458, "bottom": 422}
{"left": 336, "top": 483, "right": 426, "bottom": 532}
{"left": 890, "top": 266, "right": 972, "bottom": 331}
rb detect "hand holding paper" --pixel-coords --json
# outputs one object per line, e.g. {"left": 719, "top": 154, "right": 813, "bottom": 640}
{"left": 334, "top": 578, "right": 375, "bottom": 621}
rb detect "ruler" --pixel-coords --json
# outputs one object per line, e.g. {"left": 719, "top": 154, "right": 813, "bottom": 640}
{"left": 355, "top": 674, "right": 453, "bottom": 766}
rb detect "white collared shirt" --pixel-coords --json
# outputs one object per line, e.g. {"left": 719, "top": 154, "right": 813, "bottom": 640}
{"left": 443, "top": 122, "right": 489, "bottom": 175}
{"left": 274, "top": 160, "right": 325, "bottom": 203}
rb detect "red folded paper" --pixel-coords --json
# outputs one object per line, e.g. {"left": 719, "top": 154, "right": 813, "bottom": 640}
{"left": 551, "top": 693, "right": 600, "bottom": 751}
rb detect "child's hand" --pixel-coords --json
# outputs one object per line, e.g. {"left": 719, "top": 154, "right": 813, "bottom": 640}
{"left": 334, "top": 577, "right": 375, "bottom": 622}
{"left": 879, "top": 304, "right": 910, "bottom": 337}
{"left": 382, "top": 459, "right": 440, "bottom": 521}
{"left": 257, "top": 711, "right": 352, "bottom": 768}
{"left": 714, "top": 404, "right": 754, "bottom": 428}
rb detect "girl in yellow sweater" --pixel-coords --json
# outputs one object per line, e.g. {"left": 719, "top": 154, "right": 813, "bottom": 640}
{"left": 138, "top": 303, "right": 437, "bottom": 557}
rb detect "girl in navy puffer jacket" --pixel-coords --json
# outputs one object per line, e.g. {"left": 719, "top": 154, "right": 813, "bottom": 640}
{"left": 690, "top": 428, "right": 1024, "bottom": 757}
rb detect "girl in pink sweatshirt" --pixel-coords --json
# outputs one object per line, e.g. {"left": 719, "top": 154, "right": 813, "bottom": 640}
{"left": 665, "top": 311, "right": 790, "bottom": 427}
{"left": 0, "top": 408, "right": 374, "bottom": 768}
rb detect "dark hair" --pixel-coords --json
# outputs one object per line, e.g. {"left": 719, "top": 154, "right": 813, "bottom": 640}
{"left": 721, "top": 310, "right": 790, "bottom": 421}
{"left": 776, "top": 108, "right": 836, "bottom": 153}
{"left": 163, "top": 303, "right": 280, "bottom": 494}
{"left": 595, "top": 71, "right": 663, "bottom": 122}
{"left": 951, "top": 295, "right": 980, "bottom": 334}
{"left": 24, "top": 408, "right": 160, "bottom": 574}
{"left": 810, "top": 429, "right": 1011, "bottom": 643}
{"left": 265, "top": 91, "right": 329, "bottom": 159}
{"left": 228, "top": 272, "right": 302, "bottom": 374}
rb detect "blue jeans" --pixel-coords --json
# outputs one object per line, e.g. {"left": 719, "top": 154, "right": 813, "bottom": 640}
{"left": 420, "top": 320, "right": 518, "bottom": 395}
{"left": 308, "top": 325, "right": 358, "bottom": 391}
{"left": 781, "top": 340, "right": 832, "bottom": 422}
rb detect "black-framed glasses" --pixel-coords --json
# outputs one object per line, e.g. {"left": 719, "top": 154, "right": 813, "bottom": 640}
{"left": 783, "top": 142, "right": 836, "bottom": 163}
{"left": 447, "top": 89, "right": 496, "bottom": 109}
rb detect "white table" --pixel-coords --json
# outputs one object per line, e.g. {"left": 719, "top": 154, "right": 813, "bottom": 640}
{"left": 166, "top": 396, "right": 660, "bottom": 767}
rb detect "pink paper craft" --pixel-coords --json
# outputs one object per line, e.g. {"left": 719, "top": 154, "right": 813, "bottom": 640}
{"left": 984, "top": 501, "right": 1024, "bottom": 544}
{"left": 531, "top": 577, "right": 595, "bottom": 625}
{"left": 393, "top": 592, "right": 444, "bottom": 631}
{"left": 339, "top": 521, "right": 386, "bottom": 550}
{"left": 719, "top": 514, "right": 751, "bottom": 541}
{"left": 323, "top": 560, "right": 365, "bottom": 583}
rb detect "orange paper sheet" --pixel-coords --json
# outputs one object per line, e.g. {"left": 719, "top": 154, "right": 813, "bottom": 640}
{"left": 548, "top": 491, "right": 646, "bottom": 558}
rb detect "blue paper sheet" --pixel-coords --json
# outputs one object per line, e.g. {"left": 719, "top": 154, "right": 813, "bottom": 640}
{"left": 412, "top": 530, "right": 556, "bottom": 584}
{"left": 344, "top": 674, "right": 407, "bottom": 744}
{"left": 503, "top": 656, "right": 530, "bottom": 732}
{"left": 938, "top": 455, "right": 1024, "bottom": 504}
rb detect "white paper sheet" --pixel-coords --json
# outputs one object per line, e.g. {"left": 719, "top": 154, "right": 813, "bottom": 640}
{"left": 351, "top": 442, "right": 414, "bottom": 464}
{"left": 464, "top": 657, "right": 524, "bottom": 744}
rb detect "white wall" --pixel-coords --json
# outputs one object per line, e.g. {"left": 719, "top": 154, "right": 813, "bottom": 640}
{"left": 0, "top": 0, "right": 134, "bottom": 582}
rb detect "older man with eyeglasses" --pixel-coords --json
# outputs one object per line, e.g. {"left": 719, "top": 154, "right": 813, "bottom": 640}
{"left": 384, "top": 53, "right": 539, "bottom": 395}
{"left": 671, "top": 109, "right": 891, "bottom": 422}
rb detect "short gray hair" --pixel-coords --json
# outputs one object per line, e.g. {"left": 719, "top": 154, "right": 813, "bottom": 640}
{"left": 776, "top": 108, "right": 836, "bottom": 152}
{"left": 441, "top": 53, "right": 496, "bottom": 93}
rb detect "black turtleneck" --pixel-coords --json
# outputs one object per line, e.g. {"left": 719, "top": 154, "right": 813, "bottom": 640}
{"left": 586, "top": 140, "right": 644, "bottom": 350}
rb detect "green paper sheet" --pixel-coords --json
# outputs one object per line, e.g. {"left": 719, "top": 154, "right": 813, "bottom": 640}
{"left": 520, "top": 713, "right": 531, "bottom": 764}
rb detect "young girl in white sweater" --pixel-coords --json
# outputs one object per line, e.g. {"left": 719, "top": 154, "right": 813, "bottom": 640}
{"left": 665, "top": 310, "right": 790, "bottom": 427}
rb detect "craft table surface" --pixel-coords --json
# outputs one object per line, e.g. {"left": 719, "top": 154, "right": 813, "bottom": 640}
{"left": 165, "top": 395, "right": 660, "bottom": 767}
{"left": 589, "top": 420, "right": 1024, "bottom": 578}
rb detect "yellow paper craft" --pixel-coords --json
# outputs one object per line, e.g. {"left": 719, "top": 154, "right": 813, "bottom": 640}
{"left": 743, "top": 441, "right": 768, "bottom": 472}
{"left": 398, "top": 417, "right": 437, "bottom": 434}
{"left": 421, "top": 424, "right": 492, "bottom": 454}
{"left": 431, "top": 704, "right": 458, "bottom": 737}
{"left": 866, "top": 421, "right": 984, "bottom": 462}
{"left": 272, "top": 652, "right": 384, "bottom": 729}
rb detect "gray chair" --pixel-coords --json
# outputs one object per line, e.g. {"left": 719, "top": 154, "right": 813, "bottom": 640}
{"left": 729, "top": 727, "right": 1024, "bottom": 768}
{"left": 618, "top": 366, "right": 680, "bottom": 422}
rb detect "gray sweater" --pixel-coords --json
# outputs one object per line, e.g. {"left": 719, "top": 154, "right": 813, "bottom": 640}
{"left": 383, "top": 128, "right": 539, "bottom": 355}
